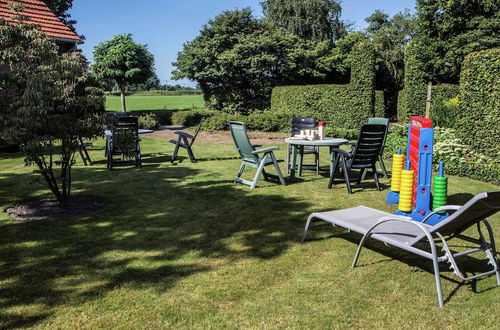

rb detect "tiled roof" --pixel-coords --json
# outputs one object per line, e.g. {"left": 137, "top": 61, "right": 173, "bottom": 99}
{"left": 0, "top": 0, "right": 81, "bottom": 42}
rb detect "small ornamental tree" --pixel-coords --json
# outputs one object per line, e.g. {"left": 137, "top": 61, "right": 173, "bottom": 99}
{"left": 93, "top": 34, "right": 154, "bottom": 112}
{"left": 0, "top": 16, "right": 104, "bottom": 205}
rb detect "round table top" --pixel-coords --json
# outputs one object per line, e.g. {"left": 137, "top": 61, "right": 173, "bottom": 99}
{"left": 284, "top": 137, "right": 348, "bottom": 146}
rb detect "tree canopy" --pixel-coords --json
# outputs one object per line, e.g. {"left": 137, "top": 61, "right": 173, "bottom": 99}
{"left": 365, "top": 10, "right": 415, "bottom": 115}
{"left": 172, "top": 8, "right": 353, "bottom": 113}
{"left": 413, "top": 0, "right": 500, "bottom": 83}
{"left": 262, "top": 0, "right": 346, "bottom": 42}
{"left": 0, "top": 17, "right": 104, "bottom": 204}
{"left": 93, "top": 34, "right": 154, "bottom": 111}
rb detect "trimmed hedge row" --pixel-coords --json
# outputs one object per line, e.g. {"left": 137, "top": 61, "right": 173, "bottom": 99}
{"left": 271, "top": 85, "right": 384, "bottom": 130}
{"left": 269, "top": 41, "right": 383, "bottom": 130}
{"left": 456, "top": 48, "right": 499, "bottom": 159}
{"left": 398, "top": 41, "right": 461, "bottom": 122}
{"left": 397, "top": 83, "right": 460, "bottom": 125}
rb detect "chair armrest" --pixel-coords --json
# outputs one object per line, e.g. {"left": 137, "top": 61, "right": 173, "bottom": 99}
{"left": 331, "top": 148, "right": 352, "bottom": 158}
{"left": 252, "top": 147, "right": 279, "bottom": 154}
{"left": 252, "top": 144, "right": 262, "bottom": 148}
{"left": 174, "top": 131, "right": 194, "bottom": 139}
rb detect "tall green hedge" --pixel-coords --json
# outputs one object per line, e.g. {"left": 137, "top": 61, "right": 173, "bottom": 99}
{"left": 270, "top": 41, "right": 383, "bottom": 130}
{"left": 398, "top": 40, "right": 460, "bottom": 123}
{"left": 456, "top": 48, "right": 500, "bottom": 159}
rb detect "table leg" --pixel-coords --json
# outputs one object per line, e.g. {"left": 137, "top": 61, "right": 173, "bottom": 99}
{"left": 298, "top": 145, "right": 304, "bottom": 177}
{"left": 290, "top": 145, "right": 297, "bottom": 178}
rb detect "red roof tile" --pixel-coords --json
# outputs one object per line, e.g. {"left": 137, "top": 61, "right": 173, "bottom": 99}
{"left": 0, "top": 0, "right": 81, "bottom": 42}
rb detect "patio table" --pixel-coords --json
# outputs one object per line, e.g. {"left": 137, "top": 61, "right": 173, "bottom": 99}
{"left": 285, "top": 137, "right": 348, "bottom": 178}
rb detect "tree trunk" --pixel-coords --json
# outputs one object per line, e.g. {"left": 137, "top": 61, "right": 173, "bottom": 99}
{"left": 120, "top": 84, "right": 127, "bottom": 112}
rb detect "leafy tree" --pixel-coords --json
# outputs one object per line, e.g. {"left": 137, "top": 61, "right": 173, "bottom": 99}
{"left": 365, "top": 10, "right": 415, "bottom": 116}
{"left": 0, "top": 15, "right": 104, "bottom": 205}
{"left": 173, "top": 8, "right": 348, "bottom": 113}
{"left": 93, "top": 34, "right": 154, "bottom": 112}
{"left": 262, "top": 0, "right": 347, "bottom": 42}
{"left": 414, "top": 0, "right": 500, "bottom": 83}
{"left": 128, "top": 73, "right": 161, "bottom": 92}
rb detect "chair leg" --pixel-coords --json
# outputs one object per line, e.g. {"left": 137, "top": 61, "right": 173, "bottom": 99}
{"left": 328, "top": 154, "right": 340, "bottom": 189}
{"left": 301, "top": 214, "right": 316, "bottom": 242}
{"left": 270, "top": 152, "right": 286, "bottom": 186}
{"left": 171, "top": 137, "right": 181, "bottom": 163}
{"left": 373, "top": 164, "right": 381, "bottom": 191}
{"left": 341, "top": 155, "right": 352, "bottom": 194}
{"left": 78, "top": 148, "right": 87, "bottom": 166}
{"left": 235, "top": 163, "right": 246, "bottom": 183}
{"left": 82, "top": 146, "right": 92, "bottom": 166}
{"left": 137, "top": 144, "right": 142, "bottom": 169}
{"left": 251, "top": 156, "right": 268, "bottom": 189}
{"left": 379, "top": 155, "right": 388, "bottom": 178}
{"left": 186, "top": 145, "right": 196, "bottom": 163}
{"left": 357, "top": 169, "right": 365, "bottom": 184}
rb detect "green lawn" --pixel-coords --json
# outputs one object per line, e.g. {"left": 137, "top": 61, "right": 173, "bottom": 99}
{"left": 105, "top": 94, "right": 205, "bottom": 111}
{"left": 0, "top": 138, "right": 499, "bottom": 328}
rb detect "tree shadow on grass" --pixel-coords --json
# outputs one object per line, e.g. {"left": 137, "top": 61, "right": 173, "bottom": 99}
{"left": 0, "top": 164, "right": 312, "bottom": 327}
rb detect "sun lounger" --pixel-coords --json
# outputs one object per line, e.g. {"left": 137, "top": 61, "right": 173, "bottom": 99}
{"left": 301, "top": 191, "right": 500, "bottom": 307}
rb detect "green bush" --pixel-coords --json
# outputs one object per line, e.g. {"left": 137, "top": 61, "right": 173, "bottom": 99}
{"left": 456, "top": 48, "right": 499, "bottom": 159}
{"left": 431, "top": 97, "right": 459, "bottom": 128}
{"left": 171, "top": 109, "right": 217, "bottom": 127}
{"left": 397, "top": 40, "right": 460, "bottom": 122}
{"left": 433, "top": 127, "right": 499, "bottom": 184}
{"left": 384, "top": 124, "right": 407, "bottom": 158}
{"left": 270, "top": 41, "right": 382, "bottom": 130}
{"left": 203, "top": 112, "right": 290, "bottom": 132}
{"left": 138, "top": 113, "right": 160, "bottom": 130}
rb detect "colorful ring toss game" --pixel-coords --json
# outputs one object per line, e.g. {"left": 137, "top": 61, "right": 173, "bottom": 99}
{"left": 387, "top": 117, "right": 449, "bottom": 225}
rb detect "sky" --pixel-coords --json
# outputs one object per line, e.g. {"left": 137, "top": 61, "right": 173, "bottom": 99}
{"left": 70, "top": 0, "right": 416, "bottom": 87}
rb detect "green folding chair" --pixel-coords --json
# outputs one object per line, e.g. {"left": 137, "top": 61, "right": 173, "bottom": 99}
{"left": 229, "top": 121, "right": 286, "bottom": 189}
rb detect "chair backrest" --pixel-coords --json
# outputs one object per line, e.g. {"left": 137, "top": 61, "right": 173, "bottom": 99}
{"left": 350, "top": 124, "right": 386, "bottom": 169}
{"left": 291, "top": 117, "right": 316, "bottom": 136}
{"left": 190, "top": 117, "right": 206, "bottom": 145}
{"left": 367, "top": 117, "right": 389, "bottom": 145}
{"left": 229, "top": 121, "right": 258, "bottom": 163}
{"left": 428, "top": 191, "right": 500, "bottom": 236}
{"left": 111, "top": 116, "right": 139, "bottom": 152}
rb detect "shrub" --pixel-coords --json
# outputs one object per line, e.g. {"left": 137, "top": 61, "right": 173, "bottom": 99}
{"left": 456, "top": 48, "right": 500, "bottom": 159}
{"left": 138, "top": 113, "right": 160, "bottom": 130}
{"left": 397, "top": 40, "right": 460, "bottom": 122}
{"left": 271, "top": 85, "right": 384, "bottom": 130}
{"left": 203, "top": 113, "right": 245, "bottom": 131}
{"left": 270, "top": 41, "right": 382, "bottom": 130}
{"left": 431, "top": 97, "right": 459, "bottom": 128}
{"left": 202, "top": 112, "right": 290, "bottom": 132}
{"left": 384, "top": 123, "right": 407, "bottom": 158}
{"left": 171, "top": 109, "right": 216, "bottom": 127}
{"left": 433, "top": 128, "right": 499, "bottom": 184}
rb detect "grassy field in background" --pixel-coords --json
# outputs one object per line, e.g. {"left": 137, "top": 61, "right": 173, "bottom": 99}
{"left": 105, "top": 95, "right": 205, "bottom": 111}
{"left": 1, "top": 138, "right": 499, "bottom": 328}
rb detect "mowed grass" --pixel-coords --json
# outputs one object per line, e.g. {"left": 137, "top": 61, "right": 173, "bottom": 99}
{"left": 0, "top": 137, "right": 499, "bottom": 328}
{"left": 105, "top": 94, "right": 205, "bottom": 111}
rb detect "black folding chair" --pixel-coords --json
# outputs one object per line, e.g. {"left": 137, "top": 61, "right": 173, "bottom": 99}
{"left": 76, "top": 136, "right": 93, "bottom": 166}
{"left": 106, "top": 116, "right": 142, "bottom": 170}
{"left": 170, "top": 117, "right": 205, "bottom": 163}
{"left": 328, "top": 124, "right": 386, "bottom": 193}
{"left": 286, "top": 117, "right": 320, "bottom": 174}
